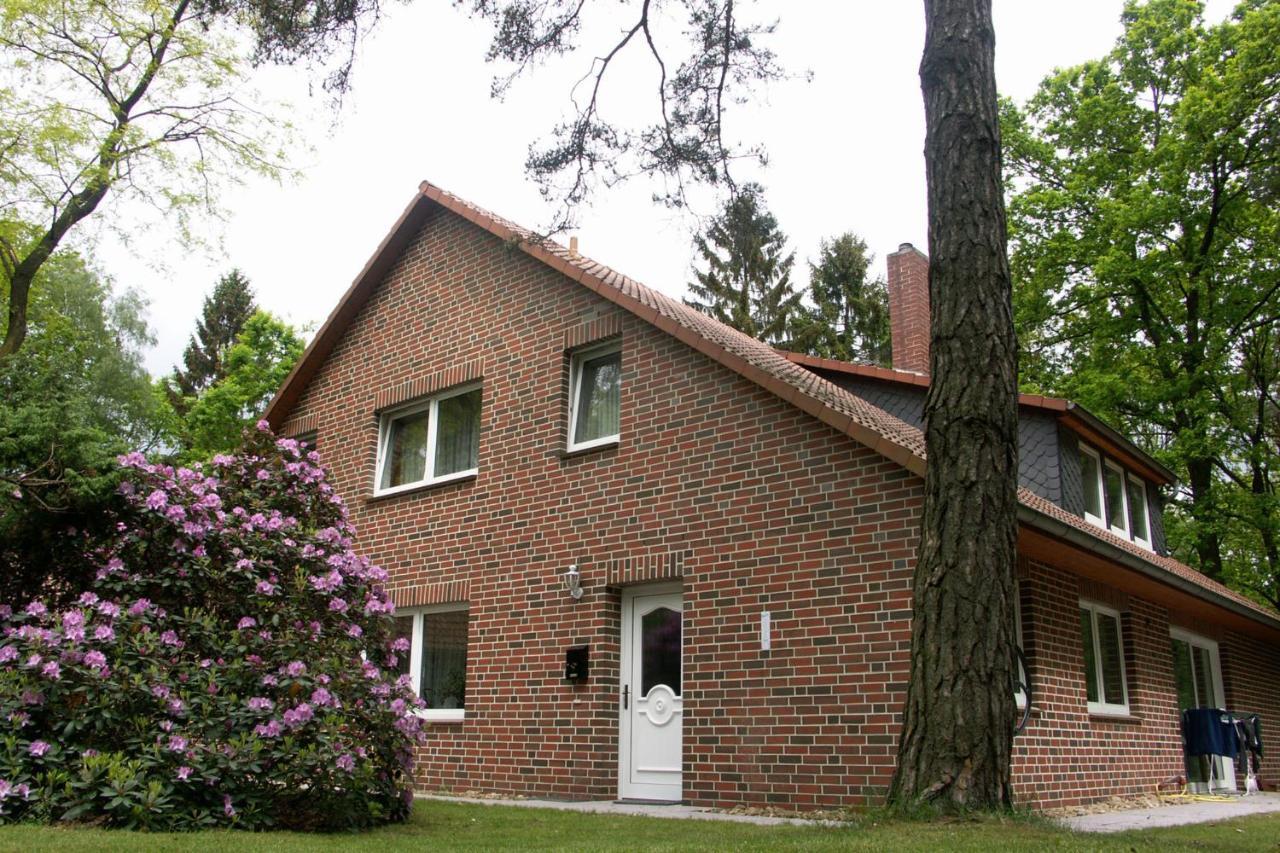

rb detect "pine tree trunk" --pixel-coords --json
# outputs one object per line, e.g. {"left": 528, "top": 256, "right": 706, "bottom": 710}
{"left": 888, "top": 0, "right": 1019, "bottom": 810}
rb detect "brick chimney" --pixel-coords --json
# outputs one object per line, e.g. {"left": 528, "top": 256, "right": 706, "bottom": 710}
{"left": 886, "top": 242, "right": 931, "bottom": 375}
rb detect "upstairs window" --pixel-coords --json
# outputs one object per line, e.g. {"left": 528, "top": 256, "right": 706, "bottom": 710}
{"left": 1080, "top": 600, "right": 1129, "bottom": 716}
{"left": 1103, "top": 460, "right": 1129, "bottom": 538}
{"left": 1079, "top": 443, "right": 1153, "bottom": 551}
{"left": 1081, "top": 446, "right": 1105, "bottom": 527}
{"left": 568, "top": 343, "right": 621, "bottom": 451}
{"left": 376, "top": 385, "right": 481, "bottom": 495}
{"left": 1127, "top": 474, "right": 1151, "bottom": 549}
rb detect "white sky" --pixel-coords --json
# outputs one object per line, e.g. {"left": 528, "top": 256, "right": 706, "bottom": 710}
{"left": 90, "top": 0, "right": 1235, "bottom": 376}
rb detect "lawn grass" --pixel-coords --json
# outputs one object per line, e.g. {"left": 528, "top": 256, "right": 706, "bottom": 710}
{"left": 0, "top": 798, "right": 1277, "bottom": 852}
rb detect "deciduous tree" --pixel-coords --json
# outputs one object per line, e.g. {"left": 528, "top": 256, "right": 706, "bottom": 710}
{"left": 182, "top": 310, "right": 304, "bottom": 459}
{"left": 0, "top": 0, "right": 376, "bottom": 358}
{"left": 1002, "top": 0, "right": 1280, "bottom": 600}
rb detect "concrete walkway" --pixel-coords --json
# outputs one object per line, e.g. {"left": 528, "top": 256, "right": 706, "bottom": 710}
{"left": 1061, "top": 793, "right": 1280, "bottom": 833}
{"left": 419, "top": 794, "right": 835, "bottom": 826}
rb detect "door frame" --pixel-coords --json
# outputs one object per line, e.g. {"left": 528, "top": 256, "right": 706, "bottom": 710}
{"left": 618, "top": 582, "right": 683, "bottom": 801}
{"left": 1170, "top": 626, "right": 1235, "bottom": 792}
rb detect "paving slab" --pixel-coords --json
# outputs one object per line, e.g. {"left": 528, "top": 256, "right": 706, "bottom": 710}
{"left": 1062, "top": 793, "right": 1280, "bottom": 833}
{"left": 419, "top": 794, "right": 834, "bottom": 826}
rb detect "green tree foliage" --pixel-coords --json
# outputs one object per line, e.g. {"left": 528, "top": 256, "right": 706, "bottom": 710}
{"left": 0, "top": 250, "right": 170, "bottom": 598}
{"left": 797, "top": 233, "right": 891, "bottom": 365}
{"left": 1002, "top": 0, "right": 1280, "bottom": 603}
{"left": 168, "top": 270, "right": 257, "bottom": 412}
{"left": 685, "top": 185, "right": 802, "bottom": 347}
{"left": 0, "top": 0, "right": 352, "bottom": 358}
{"left": 182, "top": 311, "right": 304, "bottom": 459}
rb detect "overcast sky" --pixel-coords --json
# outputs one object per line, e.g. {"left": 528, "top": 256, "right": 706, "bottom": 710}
{"left": 92, "top": 0, "right": 1235, "bottom": 377}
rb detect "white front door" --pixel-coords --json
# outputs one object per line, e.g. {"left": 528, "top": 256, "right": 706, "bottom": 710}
{"left": 1171, "top": 628, "right": 1236, "bottom": 792}
{"left": 619, "top": 584, "right": 683, "bottom": 801}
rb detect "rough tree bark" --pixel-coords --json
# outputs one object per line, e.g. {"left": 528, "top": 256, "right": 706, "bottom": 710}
{"left": 888, "top": 0, "right": 1019, "bottom": 810}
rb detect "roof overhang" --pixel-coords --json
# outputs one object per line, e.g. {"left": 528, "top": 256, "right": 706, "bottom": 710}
{"left": 1018, "top": 503, "right": 1280, "bottom": 643}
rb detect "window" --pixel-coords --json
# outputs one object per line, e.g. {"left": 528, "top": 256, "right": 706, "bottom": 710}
{"left": 1079, "top": 443, "right": 1154, "bottom": 551}
{"left": 1080, "top": 445, "right": 1105, "bottom": 527}
{"left": 392, "top": 605, "right": 469, "bottom": 721}
{"left": 568, "top": 343, "right": 621, "bottom": 451}
{"left": 375, "top": 384, "right": 481, "bottom": 495}
{"left": 1127, "top": 475, "right": 1151, "bottom": 549}
{"left": 1103, "top": 460, "right": 1129, "bottom": 538}
{"left": 1079, "top": 601, "right": 1129, "bottom": 715}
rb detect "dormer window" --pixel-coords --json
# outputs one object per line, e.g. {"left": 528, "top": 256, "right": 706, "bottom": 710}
{"left": 1080, "top": 443, "right": 1152, "bottom": 551}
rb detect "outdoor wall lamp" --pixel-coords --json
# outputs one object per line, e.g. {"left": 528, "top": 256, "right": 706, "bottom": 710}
{"left": 563, "top": 564, "right": 583, "bottom": 600}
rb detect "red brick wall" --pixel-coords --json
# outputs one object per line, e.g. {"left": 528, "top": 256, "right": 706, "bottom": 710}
{"left": 283, "top": 202, "right": 1279, "bottom": 810}
{"left": 1013, "top": 560, "right": 1188, "bottom": 806}
{"left": 287, "top": 205, "right": 922, "bottom": 808}
{"left": 1220, "top": 629, "right": 1280, "bottom": 786}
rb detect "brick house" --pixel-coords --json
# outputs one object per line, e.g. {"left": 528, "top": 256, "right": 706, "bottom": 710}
{"left": 264, "top": 181, "right": 1280, "bottom": 810}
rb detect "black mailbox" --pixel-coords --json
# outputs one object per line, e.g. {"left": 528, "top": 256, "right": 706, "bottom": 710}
{"left": 564, "top": 645, "right": 589, "bottom": 681}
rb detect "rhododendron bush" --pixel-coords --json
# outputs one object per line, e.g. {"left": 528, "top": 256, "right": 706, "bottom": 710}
{"left": 0, "top": 425, "right": 424, "bottom": 830}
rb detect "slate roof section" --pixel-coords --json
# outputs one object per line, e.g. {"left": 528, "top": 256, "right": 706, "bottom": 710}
{"left": 264, "top": 179, "right": 1278, "bottom": 631}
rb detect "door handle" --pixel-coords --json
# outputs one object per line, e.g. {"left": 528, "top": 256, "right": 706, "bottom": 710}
{"left": 623, "top": 684, "right": 629, "bottom": 709}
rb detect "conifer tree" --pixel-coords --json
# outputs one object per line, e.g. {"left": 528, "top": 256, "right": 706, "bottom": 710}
{"left": 799, "top": 233, "right": 891, "bottom": 365}
{"left": 168, "top": 270, "right": 256, "bottom": 411}
{"left": 684, "top": 185, "right": 801, "bottom": 347}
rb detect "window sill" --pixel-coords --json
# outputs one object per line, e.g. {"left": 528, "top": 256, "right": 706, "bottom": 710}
{"left": 1089, "top": 710, "right": 1142, "bottom": 724}
{"left": 366, "top": 473, "right": 478, "bottom": 503}
{"left": 558, "top": 439, "right": 619, "bottom": 460}
{"left": 415, "top": 709, "right": 465, "bottom": 724}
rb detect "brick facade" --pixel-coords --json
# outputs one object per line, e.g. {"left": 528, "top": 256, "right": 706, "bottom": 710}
{"left": 280, "top": 200, "right": 1280, "bottom": 809}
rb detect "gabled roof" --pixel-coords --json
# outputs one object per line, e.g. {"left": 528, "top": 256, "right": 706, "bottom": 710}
{"left": 265, "top": 181, "right": 928, "bottom": 475}
{"left": 264, "top": 180, "right": 1279, "bottom": 634}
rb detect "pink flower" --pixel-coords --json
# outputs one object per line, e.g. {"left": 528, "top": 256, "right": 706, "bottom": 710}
{"left": 93, "top": 624, "right": 115, "bottom": 642}
{"left": 247, "top": 696, "right": 273, "bottom": 712}
{"left": 255, "top": 581, "right": 276, "bottom": 596}
{"left": 167, "top": 735, "right": 187, "bottom": 752}
{"left": 0, "top": 646, "right": 17, "bottom": 664}
{"left": 254, "top": 719, "right": 282, "bottom": 738}
{"left": 84, "top": 650, "right": 106, "bottom": 669}
{"left": 236, "top": 617, "right": 257, "bottom": 630}
{"left": 145, "top": 490, "right": 168, "bottom": 510}
{"left": 127, "top": 598, "right": 151, "bottom": 617}
{"left": 224, "top": 794, "right": 236, "bottom": 817}
{"left": 336, "top": 753, "right": 355, "bottom": 772}
{"left": 176, "top": 765, "right": 192, "bottom": 781}
{"left": 28, "top": 740, "right": 50, "bottom": 757}
{"left": 24, "top": 601, "right": 47, "bottom": 617}
{"left": 160, "top": 630, "right": 182, "bottom": 647}
{"left": 283, "top": 660, "right": 306, "bottom": 678}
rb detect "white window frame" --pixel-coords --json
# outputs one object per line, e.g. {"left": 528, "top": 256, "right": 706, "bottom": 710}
{"left": 1103, "top": 459, "right": 1131, "bottom": 539}
{"left": 1080, "top": 599, "right": 1130, "bottom": 716}
{"left": 1127, "top": 473, "right": 1153, "bottom": 551}
{"left": 374, "top": 383, "right": 481, "bottom": 496}
{"left": 1080, "top": 444, "right": 1106, "bottom": 529}
{"left": 567, "top": 341, "right": 622, "bottom": 452}
{"left": 399, "top": 603, "right": 469, "bottom": 722}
